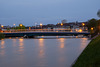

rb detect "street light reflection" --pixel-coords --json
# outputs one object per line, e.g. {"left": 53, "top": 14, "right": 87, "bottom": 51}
{"left": 39, "top": 38, "right": 45, "bottom": 57}
{"left": 0, "top": 40, "right": 5, "bottom": 49}
{"left": 39, "top": 38, "right": 44, "bottom": 47}
{"left": 19, "top": 38, "right": 24, "bottom": 53}
{"left": 59, "top": 38, "right": 65, "bottom": 48}
{"left": 0, "top": 40, "right": 5, "bottom": 56}
{"left": 80, "top": 38, "right": 88, "bottom": 50}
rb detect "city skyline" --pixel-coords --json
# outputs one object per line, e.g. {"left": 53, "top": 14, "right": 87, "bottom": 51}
{"left": 0, "top": 0, "right": 100, "bottom": 26}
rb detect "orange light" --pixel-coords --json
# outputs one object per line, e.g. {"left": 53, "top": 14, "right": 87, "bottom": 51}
{"left": 59, "top": 38, "right": 64, "bottom": 48}
{"left": 29, "top": 27, "right": 31, "bottom": 30}
{"left": 76, "top": 29, "right": 78, "bottom": 32}
{"left": 70, "top": 30, "right": 73, "bottom": 32}
{"left": 79, "top": 29, "right": 82, "bottom": 32}
{"left": 61, "top": 23, "right": 63, "bottom": 26}
{"left": 1, "top": 25, "right": 4, "bottom": 28}
{"left": 40, "top": 23, "right": 42, "bottom": 26}
{"left": 20, "top": 24, "right": 22, "bottom": 27}
{"left": 19, "top": 38, "right": 23, "bottom": 42}
{"left": 91, "top": 27, "right": 93, "bottom": 30}
{"left": 82, "top": 23, "right": 85, "bottom": 26}
{"left": 57, "top": 23, "right": 60, "bottom": 24}
{"left": 13, "top": 24, "right": 15, "bottom": 26}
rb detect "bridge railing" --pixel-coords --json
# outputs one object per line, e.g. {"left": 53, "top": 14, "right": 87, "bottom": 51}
{"left": 0, "top": 29, "right": 89, "bottom": 33}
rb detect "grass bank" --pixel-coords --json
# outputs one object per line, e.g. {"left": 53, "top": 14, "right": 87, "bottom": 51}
{"left": 72, "top": 35, "right": 100, "bottom": 67}
{"left": 0, "top": 33, "right": 5, "bottom": 40}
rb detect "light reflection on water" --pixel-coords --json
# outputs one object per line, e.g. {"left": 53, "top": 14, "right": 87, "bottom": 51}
{"left": 19, "top": 38, "right": 24, "bottom": 53}
{"left": 59, "top": 38, "right": 65, "bottom": 48}
{"left": 80, "top": 38, "right": 88, "bottom": 50}
{"left": 0, "top": 40, "right": 5, "bottom": 56}
{"left": 0, "top": 37, "right": 90, "bottom": 67}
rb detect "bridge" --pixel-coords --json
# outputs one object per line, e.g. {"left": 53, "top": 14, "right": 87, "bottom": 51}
{"left": 0, "top": 29, "right": 90, "bottom": 38}
{"left": 2, "top": 31, "right": 90, "bottom": 38}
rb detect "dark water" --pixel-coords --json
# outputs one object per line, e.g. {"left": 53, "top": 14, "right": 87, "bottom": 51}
{"left": 0, "top": 37, "right": 90, "bottom": 67}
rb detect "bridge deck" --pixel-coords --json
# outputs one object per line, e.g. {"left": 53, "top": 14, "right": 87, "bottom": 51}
{"left": 3, "top": 31, "right": 90, "bottom": 37}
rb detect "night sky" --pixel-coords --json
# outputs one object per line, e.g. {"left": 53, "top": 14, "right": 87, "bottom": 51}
{"left": 0, "top": 0, "right": 100, "bottom": 26}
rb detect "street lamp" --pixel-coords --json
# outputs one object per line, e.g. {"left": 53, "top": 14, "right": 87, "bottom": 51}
{"left": 20, "top": 24, "right": 22, "bottom": 27}
{"left": 1, "top": 25, "right": 4, "bottom": 28}
{"left": 19, "top": 24, "right": 23, "bottom": 31}
{"left": 13, "top": 24, "right": 16, "bottom": 32}
{"left": 82, "top": 23, "right": 85, "bottom": 30}
{"left": 82, "top": 23, "right": 85, "bottom": 26}
{"left": 91, "top": 27, "right": 93, "bottom": 31}
{"left": 61, "top": 23, "right": 63, "bottom": 31}
{"left": 61, "top": 23, "right": 63, "bottom": 26}
{"left": 78, "top": 29, "right": 82, "bottom": 32}
{"left": 40, "top": 23, "right": 42, "bottom": 29}
{"left": 13, "top": 24, "right": 15, "bottom": 26}
{"left": 91, "top": 27, "right": 94, "bottom": 34}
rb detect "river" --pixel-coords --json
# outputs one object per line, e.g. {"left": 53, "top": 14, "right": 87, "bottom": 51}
{"left": 0, "top": 36, "right": 90, "bottom": 67}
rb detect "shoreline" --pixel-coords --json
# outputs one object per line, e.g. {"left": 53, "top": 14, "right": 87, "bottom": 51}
{"left": 72, "top": 35, "right": 100, "bottom": 67}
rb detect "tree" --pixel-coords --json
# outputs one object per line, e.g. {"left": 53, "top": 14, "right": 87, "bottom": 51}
{"left": 87, "top": 18, "right": 97, "bottom": 31}
{"left": 16, "top": 24, "right": 26, "bottom": 29}
{"left": 0, "top": 33, "right": 5, "bottom": 39}
{"left": 61, "top": 19, "right": 67, "bottom": 23}
{"left": 97, "top": 9, "right": 100, "bottom": 17}
{"left": 97, "top": 9, "right": 100, "bottom": 33}
{"left": 96, "top": 19, "right": 100, "bottom": 33}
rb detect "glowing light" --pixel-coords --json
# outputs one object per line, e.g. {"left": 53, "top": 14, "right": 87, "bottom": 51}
{"left": 86, "top": 29, "right": 88, "bottom": 30}
{"left": 82, "top": 23, "right": 85, "bottom": 26}
{"left": 91, "top": 27, "right": 93, "bottom": 30}
{"left": 16, "top": 37, "right": 18, "bottom": 38}
{"left": 56, "top": 31, "right": 58, "bottom": 32}
{"left": 29, "top": 27, "right": 31, "bottom": 30}
{"left": 1, "top": 25, "right": 4, "bottom": 28}
{"left": 19, "top": 38, "right": 23, "bottom": 42}
{"left": 39, "top": 38, "right": 44, "bottom": 41}
{"left": 79, "top": 29, "right": 82, "bottom": 32}
{"left": 61, "top": 23, "right": 63, "bottom": 26}
{"left": 76, "top": 29, "right": 78, "bottom": 32}
{"left": 41, "top": 36, "right": 44, "bottom": 37}
{"left": 70, "top": 30, "right": 73, "bottom": 32}
{"left": 19, "top": 38, "right": 24, "bottom": 53}
{"left": 13, "top": 24, "right": 15, "bottom": 26}
{"left": 0, "top": 40, "right": 5, "bottom": 49}
{"left": 59, "top": 38, "right": 65, "bottom": 48}
{"left": 57, "top": 23, "right": 60, "bottom": 24}
{"left": 20, "top": 24, "right": 22, "bottom": 27}
{"left": 40, "top": 23, "right": 42, "bottom": 26}
{"left": 39, "top": 38, "right": 44, "bottom": 47}
{"left": 80, "top": 38, "right": 89, "bottom": 50}
{"left": 38, "top": 38, "right": 45, "bottom": 59}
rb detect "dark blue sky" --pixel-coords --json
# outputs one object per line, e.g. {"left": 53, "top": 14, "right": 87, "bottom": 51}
{"left": 0, "top": 0, "right": 100, "bottom": 26}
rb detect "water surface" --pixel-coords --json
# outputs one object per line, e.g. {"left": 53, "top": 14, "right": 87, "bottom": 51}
{"left": 0, "top": 37, "right": 90, "bottom": 67}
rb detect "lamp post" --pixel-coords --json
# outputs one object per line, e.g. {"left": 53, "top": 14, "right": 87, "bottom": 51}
{"left": 13, "top": 24, "right": 15, "bottom": 26}
{"left": 91, "top": 27, "right": 94, "bottom": 34}
{"left": 40, "top": 23, "right": 42, "bottom": 29}
{"left": 61, "top": 23, "right": 63, "bottom": 31}
{"left": 1, "top": 25, "right": 4, "bottom": 28}
{"left": 82, "top": 23, "right": 85, "bottom": 30}
{"left": 19, "top": 24, "right": 22, "bottom": 31}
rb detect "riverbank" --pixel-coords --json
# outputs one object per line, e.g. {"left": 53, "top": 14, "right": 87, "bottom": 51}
{"left": 72, "top": 35, "right": 100, "bottom": 67}
{"left": 0, "top": 33, "right": 5, "bottom": 40}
